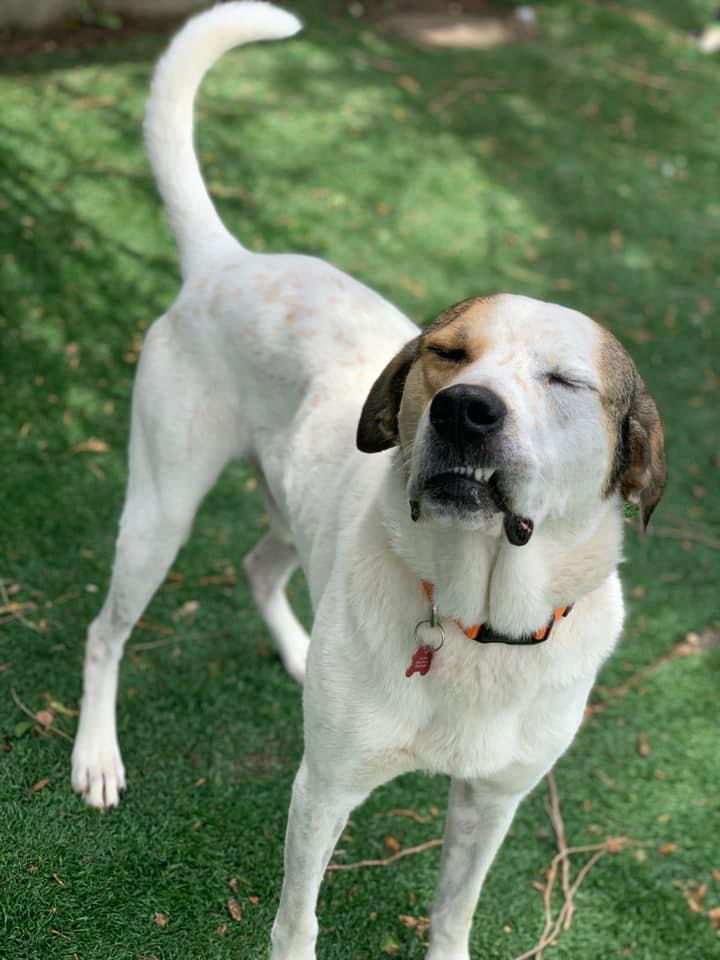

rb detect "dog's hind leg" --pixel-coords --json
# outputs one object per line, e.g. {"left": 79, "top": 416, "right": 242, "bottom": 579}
{"left": 72, "top": 317, "right": 242, "bottom": 809}
{"left": 244, "top": 530, "right": 309, "bottom": 684}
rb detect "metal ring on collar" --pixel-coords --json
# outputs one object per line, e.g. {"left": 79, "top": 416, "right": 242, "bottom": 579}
{"left": 413, "top": 618, "right": 446, "bottom": 653}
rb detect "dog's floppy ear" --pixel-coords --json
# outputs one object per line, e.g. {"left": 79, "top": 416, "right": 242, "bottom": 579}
{"left": 356, "top": 336, "right": 421, "bottom": 453}
{"left": 619, "top": 376, "right": 666, "bottom": 529}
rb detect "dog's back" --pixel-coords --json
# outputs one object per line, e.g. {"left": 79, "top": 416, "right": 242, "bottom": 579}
{"left": 142, "top": 1, "right": 415, "bottom": 555}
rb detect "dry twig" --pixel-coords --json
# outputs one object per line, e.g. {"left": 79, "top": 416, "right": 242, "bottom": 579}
{"left": 0, "top": 580, "right": 39, "bottom": 632}
{"left": 588, "top": 628, "right": 718, "bottom": 717}
{"left": 512, "top": 779, "right": 647, "bottom": 960}
{"left": 326, "top": 838, "right": 442, "bottom": 872}
{"left": 11, "top": 687, "right": 73, "bottom": 744}
{"left": 545, "top": 772, "right": 573, "bottom": 930}
{"left": 391, "top": 807, "right": 432, "bottom": 824}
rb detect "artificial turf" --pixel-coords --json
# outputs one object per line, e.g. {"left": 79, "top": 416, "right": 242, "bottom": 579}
{"left": 1, "top": 1, "right": 719, "bottom": 958}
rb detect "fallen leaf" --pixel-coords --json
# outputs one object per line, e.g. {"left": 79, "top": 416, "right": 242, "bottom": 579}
{"left": 172, "top": 600, "right": 199, "bottom": 621}
{"left": 685, "top": 883, "right": 708, "bottom": 914}
{"left": 35, "top": 709, "right": 54, "bottom": 729}
{"left": 248, "top": 895, "right": 260, "bottom": 905}
{"left": 199, "top": 566, "right": 237, "bottom": 586}
{"left": 637, "top": 733, "right": 651, "bottom": 757}
{"left": 605, "top": 835, "right": 631, "bottom": 853}
{"left": 228, "top": 877, "right": 238, "bottom": 892}
{"left": 217, "top": 924, "right": 228, "bottom": 936}
{"left": 227, "top": 897, "right": 242, "bottom": 921}
{"left": 398, "top": 74, "right": 420, "bottom": 93}
{"left": 384, "top": 835, "right": 401, "bottom": 852}
{"left": 0, "top": 601, "right": 36, "bottom": 615}
{"left": 153, "top": 912, "right": 168, "bottom": 928}
{"left": 72, "top": 438, "right": 109, "bottom": 454}
{"left": 49, "top": 700, "right": 79, "bottom": 717}
{"left": 658, "top": 843, "right": 679, "bottom": 855}
{"left": 31, "top": 778, "right": 50, "bottom": 793}
{"left": 708, "top": 906, "right": 720, "bottom": 929}
{"left": 398, "top": 914, "right": 431, "bottom": 939}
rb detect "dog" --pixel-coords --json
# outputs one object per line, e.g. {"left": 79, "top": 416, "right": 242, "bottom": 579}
{"left": 70, "top": 4, "right": 666, "bottom": 958}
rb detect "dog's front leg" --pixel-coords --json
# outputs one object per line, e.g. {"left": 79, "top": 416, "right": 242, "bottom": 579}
{"left": 271, "top": 755, "right": 367, "bottom": 960}
{"left": 426, "top": 778, "right": 523, "bottom": 960}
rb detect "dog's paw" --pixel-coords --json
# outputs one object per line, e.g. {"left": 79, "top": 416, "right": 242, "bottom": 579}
{"left": 71, "top": 736, "right": 126, "bottom": 810}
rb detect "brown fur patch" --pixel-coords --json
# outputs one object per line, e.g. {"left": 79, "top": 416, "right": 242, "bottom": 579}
{"left": 357, "top": 295, "right": 498, "bottom": 454}
{"left": 398, "top": 297, "right": 497, "bottom": 452}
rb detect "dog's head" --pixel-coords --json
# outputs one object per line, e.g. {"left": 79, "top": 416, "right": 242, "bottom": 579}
{"left": 357, "top": 294, "right": 665, "bottom": 543}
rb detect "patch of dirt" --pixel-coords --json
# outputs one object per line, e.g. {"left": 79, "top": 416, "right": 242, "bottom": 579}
{"left": 373, "top": 1, "right": 537, "bottom": 49}
{"left": 232, "top": 738, "right": 284, "bottom": 783}
{"left": 0, "top": 2, "right": 536, "bottom": 59}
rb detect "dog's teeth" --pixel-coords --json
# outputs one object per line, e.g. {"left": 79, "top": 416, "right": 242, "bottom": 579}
{"left": 471, "top": 467, "right": 496, "bottom": 482}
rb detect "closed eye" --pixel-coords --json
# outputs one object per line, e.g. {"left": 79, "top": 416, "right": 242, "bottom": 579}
{"left": 428, "top": 344, "right": 467, "bottom": 363}
{"left": 546, "top": 371, "right": 592, "bottom": 390}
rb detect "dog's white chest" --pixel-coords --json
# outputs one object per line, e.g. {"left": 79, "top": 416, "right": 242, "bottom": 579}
{"left": 400, "top": 644, "right": 588, "bottom": 787}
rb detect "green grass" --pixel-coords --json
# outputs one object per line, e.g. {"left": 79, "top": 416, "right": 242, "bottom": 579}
{"left": 1, "top": 1, "right": 719, "bottom": 958}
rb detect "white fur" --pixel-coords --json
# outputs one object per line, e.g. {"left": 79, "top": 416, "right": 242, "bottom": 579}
{"left": 71, "top": 5, "right": 628, "bottom": 958}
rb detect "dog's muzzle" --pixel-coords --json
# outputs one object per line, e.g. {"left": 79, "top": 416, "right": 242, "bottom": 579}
{"left": 414, "top": 384, "right": 535, "bottom": 546}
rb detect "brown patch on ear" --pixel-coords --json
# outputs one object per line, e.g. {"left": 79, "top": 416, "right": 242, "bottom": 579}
{"left": 356, "top": 336, "right": 421, "bottom": 453}
{"left": 598, "top": 331, "right": 666, "bottom": 528}
{"left": 620, "top": 379, "right": 666, "bottom": 528}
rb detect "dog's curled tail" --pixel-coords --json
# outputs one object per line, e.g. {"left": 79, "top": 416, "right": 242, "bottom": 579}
{"left": 145, "top": 1, "right": 301, "bottom": 276}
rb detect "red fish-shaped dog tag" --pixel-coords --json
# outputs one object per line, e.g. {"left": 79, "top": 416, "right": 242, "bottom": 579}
{"left": 406, "top": 644, "right": 434, "bottom": 677}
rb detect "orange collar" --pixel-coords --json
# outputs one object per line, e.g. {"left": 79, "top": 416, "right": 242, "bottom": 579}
{"left": 420, "top": 579, "right": 571, "bottom": 645}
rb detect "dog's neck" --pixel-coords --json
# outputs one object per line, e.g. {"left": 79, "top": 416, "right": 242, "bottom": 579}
{"left": 378, "top": 456, "right": 624, "bottom": 636}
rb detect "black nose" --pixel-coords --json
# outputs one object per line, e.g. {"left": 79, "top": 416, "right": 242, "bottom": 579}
{"left": 430, "top": 384, "right": 507, "bottom": 447}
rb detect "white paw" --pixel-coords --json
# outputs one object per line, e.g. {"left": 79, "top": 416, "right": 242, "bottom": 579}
{"left": 71, "top": 735, "right": 126, "bottom": 809}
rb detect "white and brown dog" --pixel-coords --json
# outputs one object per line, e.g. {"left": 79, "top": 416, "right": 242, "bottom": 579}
{"left": 71, "top": 4, "right": 666, "bottom": 958}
